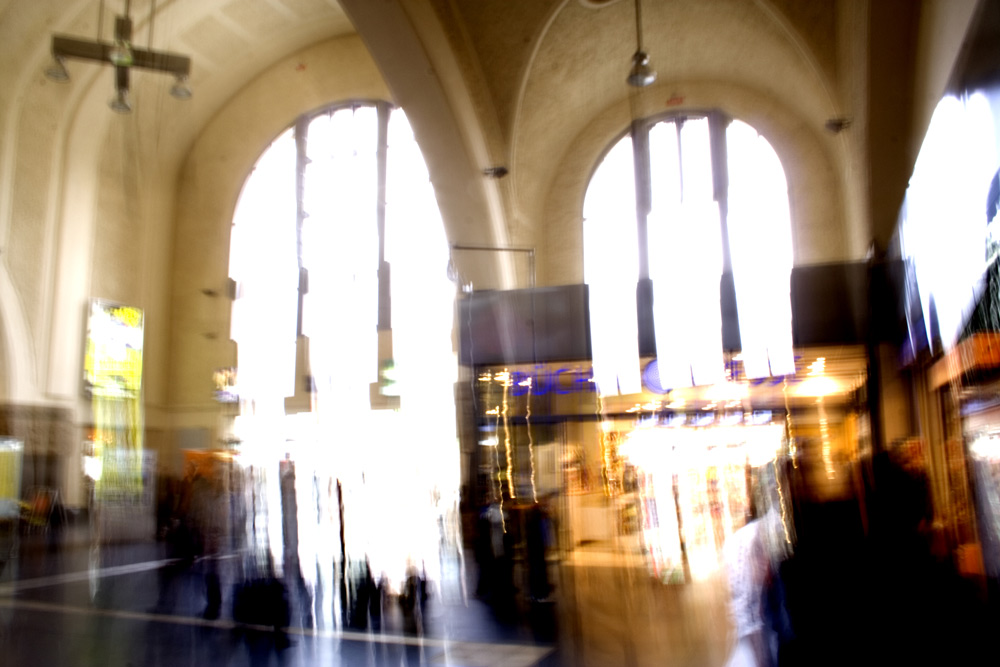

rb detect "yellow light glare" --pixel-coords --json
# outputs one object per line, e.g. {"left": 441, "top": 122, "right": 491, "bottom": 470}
{"left": 807, "top": 358, "right": 827, "bottom": 376}
{"left": 795, "top": 375, "right": 841, "bottom": 397}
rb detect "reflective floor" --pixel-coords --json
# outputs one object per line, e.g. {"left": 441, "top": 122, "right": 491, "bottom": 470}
{"left": 0, "top": 518, "right": 738, "bottom": 667}
{"left": 0, "top": 526, "right": 560, "bottom": 666}
{"left": 3, "top": 498, "right": 997, "bottom": 667}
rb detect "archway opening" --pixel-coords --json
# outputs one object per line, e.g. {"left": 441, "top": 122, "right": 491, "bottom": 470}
{"left": 584, "top": 113, "right": 794, "bottom": 393}
{"left": 226, "top": 102, "right": 462, "bottom": 629}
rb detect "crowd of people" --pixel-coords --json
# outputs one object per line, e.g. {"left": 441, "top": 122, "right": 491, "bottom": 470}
{"left": 153, "top": 462, "right": 439, "bottom": 644}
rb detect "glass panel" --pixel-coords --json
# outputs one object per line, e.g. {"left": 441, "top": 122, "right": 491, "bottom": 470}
{"left": 584, "top": 135, "right": 642, "bottom": 396}
{"left": 900, "top": 92, "right": 998, "bottom": 353}
{"left": 726, "top": 120, "right": 795, "bottom": 378}
{"left": 302, "top": 106, "right": 379, "bottom": 399}
{"left": 229, "top": 127, "right": 299, "bottom": 401}
{"left": 649, "top": 118, "right": 724, "bottom": 388}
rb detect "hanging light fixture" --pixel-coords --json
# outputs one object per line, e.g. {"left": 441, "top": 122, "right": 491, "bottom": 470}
{"left": 44, "top": 1, "right": 192, "bottom": 113}
{"left": 44, "top": 55, "right": 70, "bottom": 83}
{"left": 169, "top": 75, "right": 193, "bottom": 100}
{"left": 109, "top": 87, "right": 132, "bottom": 114}
{"left": 626, "top": 0, "right": 656, "bottom": 88}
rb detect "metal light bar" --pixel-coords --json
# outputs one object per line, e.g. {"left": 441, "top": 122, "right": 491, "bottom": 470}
{"left": 50, "top": 36, "right": 190, "bottom": 77}
{"left": 48, "top": 13, "right": 191, "bottom": 112}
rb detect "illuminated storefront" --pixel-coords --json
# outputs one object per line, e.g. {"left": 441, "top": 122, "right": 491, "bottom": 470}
{"left": 471, "top": 347, "right": 868, "bottom": 583}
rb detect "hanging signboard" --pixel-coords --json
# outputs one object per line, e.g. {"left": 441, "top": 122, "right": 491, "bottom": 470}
{"left": 83, "top": 299, "right": 144, "bottom": 399}
{"left": 0, "top": 437, "right": 23, "bottom": 520}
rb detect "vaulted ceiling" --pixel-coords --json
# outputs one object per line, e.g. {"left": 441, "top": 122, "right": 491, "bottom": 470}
{"left": 0, "top": 0, "right": 986, "bottom": 407}
{"left": 3, "top": 1, "right": 979, "bottom": 279}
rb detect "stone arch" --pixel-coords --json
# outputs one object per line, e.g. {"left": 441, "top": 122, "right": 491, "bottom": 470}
{"left": 541, "top": 79, "right": 845, "bottom": 286}
{"left": 167, "top": 36, "right": 392, "bottom": 419}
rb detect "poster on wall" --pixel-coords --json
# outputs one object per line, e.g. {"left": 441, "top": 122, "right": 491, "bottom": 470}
{"left": 83, "top": 299, "right": 144, "bottom": 399}
{"left": 0, "top": 437, "right": 22, "bottom": 520}
{"left": 83, "top": 299, "right": 150, "bottom": 538}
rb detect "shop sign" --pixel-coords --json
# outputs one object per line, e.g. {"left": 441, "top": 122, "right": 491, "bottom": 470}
{"left": 509, "top": 365, "right": 596, "bottom": 397}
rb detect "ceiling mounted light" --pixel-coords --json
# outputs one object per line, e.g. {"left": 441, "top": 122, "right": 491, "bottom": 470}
{"left": 109, "top": 88, "right": 132, "bottom": 114}
{"left": 626, "top": 0, "right": 656, "bottom": 88}
{"left": 46, "top": 1, "right": 192, "bottom": 112}
{"left": 169, "top": 75, "right": 192, "bottom": 100}
{"left": 108, "top": 36, "right": 134, "bottom": 67}
{"left": 627, "top": 51, "right": 656, "bottom": 88}
{"left": 44, "top": 56, "right": 70, "bottom": 82}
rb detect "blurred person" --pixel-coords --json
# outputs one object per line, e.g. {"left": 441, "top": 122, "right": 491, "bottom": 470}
{"left": 189, "top": 462, "right": 227, "bottom": 619}
{"left": 748, "top": 463, "right": 795, "bottom": 665}
{"left": 526, "top": 500, "right": 558, "bottom": 642}
{"left": 150, "top": 463, "right": 199, "bottom": 614}
{"left": 418, "top": 561, "right": 430, "bottom": 631}
{"left": 723, "top": 482, "right": 774, "bottom": 667}
{"left": 349, "top": 559, "right": 378, "bottom": 630}
{"left": 473, "top": 503, "right": 495, "bottom": 599}
{"left": 399, "top": 562, "right": 424, "bottom": 636}
{"left": 371, "top": 569, "right": 388, "bottom": 632}
{"left": 863, "top": 449, "right": 986, "bottom": 663}
{"left": 474, "top": 502, "right": 517, "bottom": 619}
{"left": 526, "top": 502, "right": 552, "bottom": 602}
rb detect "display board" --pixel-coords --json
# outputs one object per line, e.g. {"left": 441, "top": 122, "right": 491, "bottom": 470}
{"left": 0, "top": 438, "right": 23, "bottom": 520}
{"left": 83, "top": 299, "right": 144, "bottom": 399}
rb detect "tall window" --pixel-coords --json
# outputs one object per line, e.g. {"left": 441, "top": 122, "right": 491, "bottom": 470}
{"left": 228, "top": 103, "right": 460, "bottom": 622}
{"left": 585, "top": 113, "right": 794, "bottom": 394}
{"left": 899, "top": 90, "right": 999, "bottom": 354}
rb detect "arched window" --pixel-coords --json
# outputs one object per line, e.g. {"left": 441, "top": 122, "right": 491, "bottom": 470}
{"left": 584, "top": 113, "right": 794, "bottom": 395}
{"left": 228, "top": 102, "right": 459, "bottom": 615}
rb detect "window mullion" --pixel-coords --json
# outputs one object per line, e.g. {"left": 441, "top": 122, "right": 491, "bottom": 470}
{"left": 709, "top": 111, "right": 733, "bottom": 274}
{"left": 632, "top": 118, "right": 653, "bottom": 282}
{"left": 376, "top": 101, "right": 391, "bottom": 331}
{"left": 294, "top": 115, "right": 309, "bottom": 338}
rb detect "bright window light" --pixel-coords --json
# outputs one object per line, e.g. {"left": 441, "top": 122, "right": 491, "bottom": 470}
{"left": 901, "top": 91, "right": 998, "bottom": 353}
{"left": 583, "top": 114, "right": 796, "bottom": 391}
{"left": 584, "top": 136, "right": 642, "bottom": 396}
{"left": 727, "top": 120, "right": 795, "bottom": 378}
{"left": 230, "top": 127, "right": 299, "bottom": 401}
{"left": 229, "top": 104, "right": 461, "bottom": 605}
{"left": 649, "top": 118, "right": 725, "bottom": 388}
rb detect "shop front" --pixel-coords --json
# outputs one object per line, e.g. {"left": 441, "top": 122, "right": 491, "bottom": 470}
{"left": 469, "top": 345, "right": 870, "bottom": 586}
